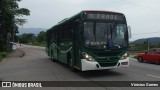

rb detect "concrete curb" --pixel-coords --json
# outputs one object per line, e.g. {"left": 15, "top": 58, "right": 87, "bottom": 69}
{"left": 0, "top": 49, "right": 25, "bottom": 64}
{"left": 0, "top": 58, "right": 6, "bottom": 64}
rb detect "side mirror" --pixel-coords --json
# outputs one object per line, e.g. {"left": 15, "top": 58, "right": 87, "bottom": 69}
{"left": 128, "top": 26, "right": 132, "bottom": 39}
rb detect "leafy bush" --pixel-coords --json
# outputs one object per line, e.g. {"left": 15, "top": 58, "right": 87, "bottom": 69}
{"left": 0, "top": 52, "right": 7, "bottom": 61}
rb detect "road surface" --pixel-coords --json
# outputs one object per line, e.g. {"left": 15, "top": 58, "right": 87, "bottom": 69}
{"left": 0, "top": 44, "right": 160, "bottom": 90}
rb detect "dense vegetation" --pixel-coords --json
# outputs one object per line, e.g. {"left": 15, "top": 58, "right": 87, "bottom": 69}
{"left": 130, "top": 44, "right": 160, "bottom": 52}
{"left": 0, "top": 52, "right": 7, "bottom": 61}
{"left": 133, "top": 37, "right": 160, "bottom": 45}
{"left": 0, "top": 0, "right": 30, "bottom": 52}
{"left": 130, "top": 38, "right": 160, "bottom": 52}
{"left": 17, "top": 31, "right": 46, "bottom": 47}
{"left": 129, "top": 41, "right": 160, "bottom": 58}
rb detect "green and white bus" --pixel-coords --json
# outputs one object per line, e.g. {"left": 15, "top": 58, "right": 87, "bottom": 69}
{"left": 46, "top": 10, "right": 130, "bottom": 71}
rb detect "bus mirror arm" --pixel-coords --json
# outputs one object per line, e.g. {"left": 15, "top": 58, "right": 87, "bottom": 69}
{"left": 127, "top": 26, "right": 132, "bottom": 39}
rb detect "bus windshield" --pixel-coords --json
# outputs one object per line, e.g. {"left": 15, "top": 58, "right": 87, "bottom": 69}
{"left": 83, "top": 22, "right": 127, "bottom": 50}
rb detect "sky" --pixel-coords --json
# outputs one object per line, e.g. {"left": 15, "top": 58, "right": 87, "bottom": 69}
{"left": 18, "top": 0, "right": 160, "bottom": 41}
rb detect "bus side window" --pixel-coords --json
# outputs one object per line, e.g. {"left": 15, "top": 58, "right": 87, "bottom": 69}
{"left": 49, "top": 30, "right": 52, "bottom": 45}
{"left": 59, "top": 28, "right": 63, "bottom": 41}
{"left": 51, "top": 30, "right": 54, "bottom": 42}
{"left": 54, "top": 29, "right": 57, "bottom": 43}
{"left": 58, "top": 25, "right": 73, "bottom": 41}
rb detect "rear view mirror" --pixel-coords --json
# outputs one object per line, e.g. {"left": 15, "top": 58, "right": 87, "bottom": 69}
{"left": 128, "top": 26, "right": 132, "bottom": 39}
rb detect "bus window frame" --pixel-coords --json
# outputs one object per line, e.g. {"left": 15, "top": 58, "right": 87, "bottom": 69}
{"left": 82, "top": 20, "right": 128, "bottom": 50}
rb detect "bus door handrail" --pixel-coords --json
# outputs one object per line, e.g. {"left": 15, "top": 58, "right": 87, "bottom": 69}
{"left": 51, "top": 43, "right": 72, "bottom": 54}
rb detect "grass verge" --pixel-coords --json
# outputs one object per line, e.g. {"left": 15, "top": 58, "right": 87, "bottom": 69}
{"left": 26, "top": 42, "right": 46, "bottom": 47}
{"left": 129, "top": 52, "right": 138, "bottom": 58}
{"left": 0, "top": 52, "right": 7, "bottom": 62}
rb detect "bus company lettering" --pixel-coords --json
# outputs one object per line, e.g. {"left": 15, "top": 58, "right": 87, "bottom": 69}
{"left": 87, "top": 13, "right": 123, "bottom": 20}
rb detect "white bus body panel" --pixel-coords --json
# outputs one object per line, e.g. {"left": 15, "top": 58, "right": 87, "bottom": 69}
{"left": 81, "top": 57, "right": 129, "bottom": 71}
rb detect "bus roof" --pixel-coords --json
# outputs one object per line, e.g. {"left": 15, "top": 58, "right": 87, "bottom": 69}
{"left": 47, "top": 10, "right": 124, "bottom": 31}
{"left": 56, "top": 10, "right": 124, "bottom": 25}
{"left": 82, "top": 10, "right": 122, "bottom": 14}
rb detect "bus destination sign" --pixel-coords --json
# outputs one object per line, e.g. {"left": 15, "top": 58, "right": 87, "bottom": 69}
{"left": 87, "top": 13, "right": 124, "bottom": 21}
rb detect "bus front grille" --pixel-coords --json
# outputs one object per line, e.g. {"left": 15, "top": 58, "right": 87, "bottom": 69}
{"left": 95, "top": 56, "right": 119, "bottom": 67}
{"left": 99, "top": 62, "right": 118, "bottom": 67}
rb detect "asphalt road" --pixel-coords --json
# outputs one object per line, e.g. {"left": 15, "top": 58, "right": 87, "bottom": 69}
{"left": 0, "top": 45, "right": 160, "bottom": 90}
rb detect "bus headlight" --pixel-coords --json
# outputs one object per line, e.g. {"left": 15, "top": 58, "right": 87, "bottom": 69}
{"left": 120, "top": 52, "right": 129, "bottom": 60}
{"left": 82, "top": 52, "right": 94, "bottom": 61}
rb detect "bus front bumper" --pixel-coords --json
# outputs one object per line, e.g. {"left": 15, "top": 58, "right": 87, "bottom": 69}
{"left": 81, "top": 57, "right": 129, "bottom": 71}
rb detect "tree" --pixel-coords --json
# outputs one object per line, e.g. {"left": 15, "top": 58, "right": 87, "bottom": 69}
{"left": 0, "top": 0, "right": 30, "bottom": 51}
{"left": 19, "top": 33, "right": 36, "bottom": 44}
{"left": 37, "top": 31, "right": 46, "bottom": 43}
